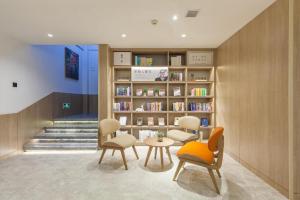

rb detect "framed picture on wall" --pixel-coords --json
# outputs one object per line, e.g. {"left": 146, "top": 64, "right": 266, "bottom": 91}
{"left": 65, "top": 47, "right": 79, "bottom": 80}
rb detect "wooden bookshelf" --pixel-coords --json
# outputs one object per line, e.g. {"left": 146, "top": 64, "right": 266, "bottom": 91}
{"left": 111, "top": 49, "right": 216, "bottom": 144}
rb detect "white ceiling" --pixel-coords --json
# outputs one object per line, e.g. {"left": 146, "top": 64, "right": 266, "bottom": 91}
{"left": 0, "top": 0, "right": 275, "bottom": 48}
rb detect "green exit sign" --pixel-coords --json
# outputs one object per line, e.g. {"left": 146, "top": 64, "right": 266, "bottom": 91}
{"left": 63, "top": 103, "right": 71, "bottom": 110}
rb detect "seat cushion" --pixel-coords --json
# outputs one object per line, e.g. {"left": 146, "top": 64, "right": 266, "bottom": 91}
{"left": 177, "top": 141, "right": 214, "bottom": 165}
{"left": 104, "top": 134, "right": 136, "bottom": 148}
{"left": 167, "top": 129, "right": 197, "bottom": 142}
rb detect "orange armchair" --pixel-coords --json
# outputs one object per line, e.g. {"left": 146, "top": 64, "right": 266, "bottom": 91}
{"left": 173, "top": 127, "right": 224, "bottom": 194}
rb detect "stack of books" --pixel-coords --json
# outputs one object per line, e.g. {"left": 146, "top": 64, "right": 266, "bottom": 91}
{"left": 190, "top": 88, "right": 207, "bottom": 96}
{"left": 188, "top": 102, "right": 212, "bottom": 112}
{"left": 172, "top": 102, "right": 185, "bottom": 111}
{"left": 116, "top": 87, "right": 131, "bottom": 96}
{"left": 134, "top": 56, "right": 153, "bottom": 66}
{"left": 145, "top": 102, "right": 163, "bottom": 111}
{"left": 113, "top": 102, "right": 132, "bottom": 111}
{"left": 169, "top": 72, "right": 183, "bottom": 81}
{"left": 170, "top": 56, "right": 182, "bottom": 66}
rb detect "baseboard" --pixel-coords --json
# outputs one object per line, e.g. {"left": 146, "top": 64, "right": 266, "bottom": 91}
{"left": 227, "top": 153, "right": 289, "bottom": 198}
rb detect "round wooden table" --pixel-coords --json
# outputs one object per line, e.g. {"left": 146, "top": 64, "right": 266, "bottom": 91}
{"left": 143, "top": 137, "right": 174, "bottom": 169}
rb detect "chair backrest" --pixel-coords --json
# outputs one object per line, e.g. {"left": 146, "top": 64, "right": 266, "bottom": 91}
{"left": 208, "top": 127, "right": 224, "bottom": 169}
{"left": 99, "top": 118, "right": 120, "bottom": 137}
{"left": 178, "top": 116, "right": 200, "bottom": 130}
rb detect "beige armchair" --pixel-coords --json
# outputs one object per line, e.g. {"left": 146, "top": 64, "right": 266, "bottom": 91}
{"left": 98, "top": 119, "right": 139, "bottom": 170}
{"left": 167, "top": 116, "right": 200, "bottom": 143}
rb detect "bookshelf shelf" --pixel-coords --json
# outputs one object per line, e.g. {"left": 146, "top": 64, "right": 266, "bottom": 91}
{"left": 112, "top": 49, "right": 216, "bottom": 144}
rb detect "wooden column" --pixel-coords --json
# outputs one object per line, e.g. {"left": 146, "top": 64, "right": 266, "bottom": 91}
{"left": 290, "top": 0, "right": 300, "bottom": 199}
{"left": 98, "top": 44, "right": 112, "bottom": 147}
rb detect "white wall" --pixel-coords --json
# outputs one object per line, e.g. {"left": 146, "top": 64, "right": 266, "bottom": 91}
{"left": 0, "top": 34, "right": 98, "bottom": 114}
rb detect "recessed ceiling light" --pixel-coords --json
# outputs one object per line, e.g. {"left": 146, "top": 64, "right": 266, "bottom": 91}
{"left": 181, "top": 34, "right": 187, "bottom": 38}
{"left": 121, "top": 34, "right": 127, "bottom": 38}
{"left": 47, "top": 33, "right": 53, "bottom": 38}
{"left": 172, "top": 15, "right": 178, "bottom": 21}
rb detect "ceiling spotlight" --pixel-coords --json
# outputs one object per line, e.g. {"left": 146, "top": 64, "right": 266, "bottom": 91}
{"left": 121, "top": 34, "right": 127, "bottom": 38}
{"left": 181, "top": 34, "right": 187, "bottom": 38}
{"left": 47, "top": 33, "right": 53, "bottom": 38}
{"left": 172, "top": 15, "right": 178, "bottom": 21}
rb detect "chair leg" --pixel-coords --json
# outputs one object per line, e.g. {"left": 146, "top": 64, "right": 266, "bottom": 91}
{"left": 112, "top": 150, "right": 115, "bottom": 156}
{"left": 98, "top": 148, "right": 107, "bottom": 164}
{"left": 120, "top": 149, "right": 128, "bottom": 170}
{"left": 208, "top": 168, "right": 220, "bottom": 194}
{"left": 173, "top": 160, "right": 185, "bottom": 181}
{"left": 132, "top": 145, "right": 139, "bottom": 160}
{"left": 216, "top": 169, "right": 221, "bottom": 178}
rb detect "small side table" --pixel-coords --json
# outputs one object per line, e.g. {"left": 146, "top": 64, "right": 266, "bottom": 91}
{"left": 144, "top": 137, "right": 174, "bottom": 169}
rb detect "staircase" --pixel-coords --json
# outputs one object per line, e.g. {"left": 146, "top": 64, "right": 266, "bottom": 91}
{"left": 24, "top": 118, "right": 98, "bottom": 151}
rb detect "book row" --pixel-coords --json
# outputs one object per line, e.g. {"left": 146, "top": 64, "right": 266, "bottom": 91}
{"left": 190, "top": 88, "right": 208, "bottom": 96}
{"left": 113, "top": 102, "right": 132, "bottom": 111}
{"left": 188, "top": 102, "right": 212, "bottom": 112}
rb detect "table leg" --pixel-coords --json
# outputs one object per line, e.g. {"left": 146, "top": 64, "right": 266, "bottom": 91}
{"left": 160, "top": 147, "right": 164, "bottom": 169}
{"left": 166, "top": 147, "right": 173, "bottom": 163}
{"left": 154, "top": 147, "right": 158, "bottom": 159}
{"left": 144, "top": 146, "right": 153, "bottom": 167}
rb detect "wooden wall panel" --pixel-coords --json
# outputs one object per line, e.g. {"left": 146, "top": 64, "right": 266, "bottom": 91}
{"left": 0, "top": 114, "right": 18, "bottom": 158}
{"left": 293, "top": 0, "right": 300, "bottom": 197}
{"left": 52, "top": 92, "right": 84, "bottom": 118}
{"left": 88, "top": 95, "right": 98, "bottom": 114}
{"left": 216, "top": 0, "right": 289, "bottom": 196}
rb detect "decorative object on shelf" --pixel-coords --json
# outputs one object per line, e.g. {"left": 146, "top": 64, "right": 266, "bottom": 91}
{"left": 65, "top": 47, "right": 79, "bottom": 80}
{"left": 170, "top": 56, "right": 182, "bottom": 66}
{"left": 172, "top": 102, "right": 185, "bottom": 111}
{"left": 148, "top": 117, "right": 154, "bottom": 126}
{"left": 131, "top": 67, "right": 168, "bottom": 81}
{"left": 136, "top": 89, "right": 143, "bottom": 96}
{"left": 137, "top": 117, "right": 143, "bottom": 126}
{"left": 158, "top": 118, "right": 165, "bottom": 126}
{"left": 119, "top": 116, "right": 127, "bottom": 126}
{"left": 187, "top": 51, "right": 213, "bottom": 66}
{"left": 189, "top": 102, "right": 212, "bottom": 112}
{"left": 113, "top": 102, "right": 132, "bottom": 111}
{"left": 174, "top": 117, "right": 180, "bottom": 126}
{"left": 135, "top": 105, "right": 144, "bottom": 112}
{"left": 200, "top": 118, "right": 209, "bottom": 127}
{"left": 147, "top": 88, "right": 154, "bottom": 96}
{"left": 173, "top": 87, "right": 181, "bottom": 96}
{"left": 116, "top": 86, "right": 131, "bottom": 96}
{"left": 143, "top": 88, "right": 148, "bottom": 96}
{"left": 190, "top": 88, "right": 207, "bottom": 96}
{"left": 114, "top": 52, "right": 132, "bottom": 66}
{"left": 154, "top": 88, "right": 159, "bottom": 96}
{"left": 159, "top": 89, "right": 166, "bottom": 96}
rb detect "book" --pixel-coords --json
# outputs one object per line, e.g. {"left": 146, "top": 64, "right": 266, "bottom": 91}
{"left": 113, "top": 102, "right": 132, "bottom": 111}
{"left": 172, "top": 102, "right": 185, "bottom": 111}
{"left": 148, "top": 117, "right": 154, "bottom": 126}
{"left": 158, "top": 118, "right": 165, "bottom": 126}
{"left": 119, "top": 116, "right": 127, "bottom": 126}
{"left": 116, "top": 86, "right": 131, "bottom": 96}
{"left": 173, "top": 87, "right": 181, "bottom": 96}
{"left": 159, "top": 89, "right": 166, "bottom": 96}
{"left": 147, "top": 88, "right": 154, "bottom": 96}
{"left": 137, "top": 117, "right": 143, "bottom": 126}
{"left": 200, "top": 118, "right": 209, "bottom": 127}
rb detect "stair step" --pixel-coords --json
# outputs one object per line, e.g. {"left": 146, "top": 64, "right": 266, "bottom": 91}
{"left": 45, "top": 127, "right": 98, "bottom": 133}
{"left": 24, "top": 143, "right": 97, "bottom": 151}
{"left": 52, "top": 124, "right": 98, "bottom": 128}
{"left": 35, "top": 133, "right": 97, "bottom": 139}
{"left": 31, "top": 138, "right": 97, "bottom": 143}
